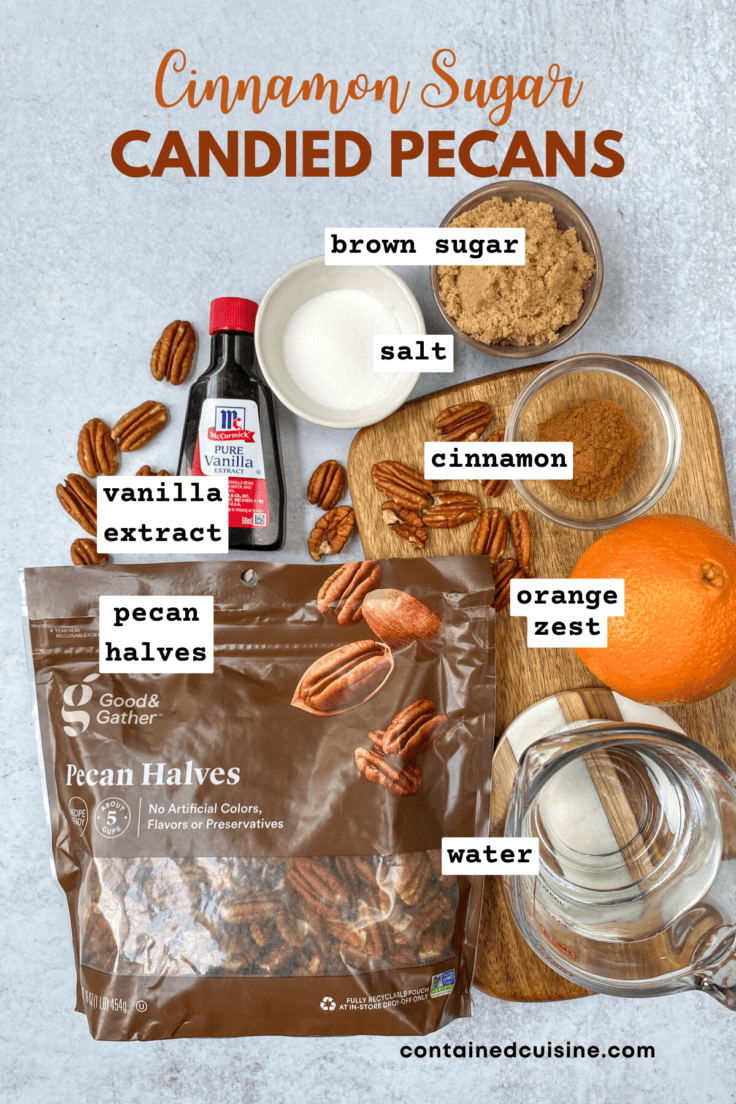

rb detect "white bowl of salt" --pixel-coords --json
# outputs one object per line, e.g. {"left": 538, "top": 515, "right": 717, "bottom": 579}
{"left": 254, "top": 255, "right": 425, "bottom": 428}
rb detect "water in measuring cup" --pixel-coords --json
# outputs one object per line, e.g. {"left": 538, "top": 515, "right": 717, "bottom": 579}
{"left": 527, "top": 743, "right": 723, "bottom": 945}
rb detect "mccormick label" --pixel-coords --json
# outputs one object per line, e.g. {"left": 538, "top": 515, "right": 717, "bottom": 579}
{"left": 191, "top": 398, "right": 269, "bottom": 529}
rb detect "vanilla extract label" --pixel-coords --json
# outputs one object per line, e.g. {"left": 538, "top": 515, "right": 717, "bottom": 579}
{"left": 97, "top": 475, "right": 229, "bottom": 552}
{"left": 192, "top": 398, "right": 270, "bottom": 529}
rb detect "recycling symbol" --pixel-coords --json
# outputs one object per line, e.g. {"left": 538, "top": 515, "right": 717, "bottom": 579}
{"left": 320, "top": 997, "right": 336, "bottom": 1012}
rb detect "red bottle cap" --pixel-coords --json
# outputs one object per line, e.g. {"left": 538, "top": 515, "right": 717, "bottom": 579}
{"left": 209, "top": 297, "right": 258, "bottom": 335}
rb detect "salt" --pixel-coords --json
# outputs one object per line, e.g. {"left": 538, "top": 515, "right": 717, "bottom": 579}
{"left": 282, "top": 289, "right": 401, "bottom": 412}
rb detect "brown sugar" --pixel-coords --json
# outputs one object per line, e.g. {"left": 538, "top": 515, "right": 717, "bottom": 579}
{"left": 537, "top": 395, "right": 641, "bottom": 500}
{"left": 438, "top": 198, "right": 595, "bottom": 347}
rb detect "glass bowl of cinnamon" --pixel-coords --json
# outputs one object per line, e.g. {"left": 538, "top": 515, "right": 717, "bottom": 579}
{"left": 505, "top": 354, "right": 682, "bottom": 530}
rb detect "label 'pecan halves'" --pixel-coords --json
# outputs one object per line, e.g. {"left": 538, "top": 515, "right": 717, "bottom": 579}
{"left": 371, "top": 461, "right": 434, "bottom": 511}
{"left": 434, "top": 400, "right": 494, "bottom": 442}
{"left": 112, "top": 400, "right": 169, "bottom": 452}
{"left": 381, "top": 501, "right": 427, "bottom": 550}
{"left": 354, "top": 746, "right": 422, "bottom": 796}
{"left": 308, "top": 505, "right": 356, "bottom": 561}
{"left": 77, "top": 418, "right": 119, "bottom": 478}
{"left": 57, "top": 474, "right": 97, "bottom": 536}
{"left": 317, "top": 560, "right": 382, "bottom": 626}
{"left": 307, "top": 459, "right": 346, "bottom": 510}
{"left": 470, "top": 507, "right": 509, "bottom": 562}
{"left": 150, "top": 320, "right": 196, "bottom": 385}
{"left": 292, "top": 639, "right": 394, "bottom": 715}
{"left": 70, "top": 538, "right": 110, "bottom": 566}
{"left": 423, "top": 491, "right": 481, "bottom": 529}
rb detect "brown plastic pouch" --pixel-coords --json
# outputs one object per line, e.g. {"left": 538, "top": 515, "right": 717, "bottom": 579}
{"left": 21, "top": 556, "right": 495, "bottom": 1040}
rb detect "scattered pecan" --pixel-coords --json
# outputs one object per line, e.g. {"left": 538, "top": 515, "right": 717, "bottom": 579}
{"left": 70, "top": 538, "right": 109, "bottom": 566}
{"left": 285, "top": 858, "right": 348, "bottom": 920}
{"left": 492, "top": 558, "right": 527, "bottom": 612}
{"left": 381, "top": 501, "right": 427, "bottom": 549}
{"left": 307, "top": 505, "right": 356, "bottom": 561}
{"left": 136, "top": 465, "right": 170, "bottom": 476}
{"left": 371, "top": 699, "right": 450, "bottom": 761}
{"left": 354, "top": 746, "right": 421, "bottom": 797}
{"left": 434, "top": 400, "right": 493, "bottom": 442}
{"left": 307, "top": 459, "right": 346, "bottom": 510}
{"left": 317, "top": 560, "right": 382, "bottom": 625}
{"left": 292, "top": 639, "right": 394, "bottom": 715}
{"left": 112, "top": 400, "right": 169, "bottom": 452}
{"left": 150, "top": 320, "right": 196, "bottom": 385}
{"left": 57, "top": 474, "right": 97, "bottom": 535}
{"left": 370, "top": 461, "right": 434, "bottom": 511}
{"left": 423, "top": 491, "right": 481, "bottom": 528}
{"left": 77, "top": 418, "right": 119, "bottom": 477}
{"left": 510, "top": 509, "right": 533, "bottom": 576}
{"left": 481, "top": 428, "right": 507, "bottom": 497}
{"left": 470, "top": 507, "right": 509, "bottom": 562}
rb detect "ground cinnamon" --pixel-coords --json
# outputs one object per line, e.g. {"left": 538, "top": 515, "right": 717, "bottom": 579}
{"left": 537, "top": 395, "right": 640, "bottom": 500}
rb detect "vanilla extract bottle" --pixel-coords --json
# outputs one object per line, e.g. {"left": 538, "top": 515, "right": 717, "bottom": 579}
{"left": 178, "top": 297, "right": 285, "bottom": 550}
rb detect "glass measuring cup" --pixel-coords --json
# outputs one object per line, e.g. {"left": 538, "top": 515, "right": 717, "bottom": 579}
{"left": 503, "top": 724, "right": 736, "bottom": 1007}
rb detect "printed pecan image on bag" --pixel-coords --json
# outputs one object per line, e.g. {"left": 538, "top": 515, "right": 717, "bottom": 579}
{"left": 22, "top": 557, "right": 494, "bottom": 1041}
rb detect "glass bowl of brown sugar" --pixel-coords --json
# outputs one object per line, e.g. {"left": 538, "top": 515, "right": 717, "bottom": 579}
{"left": 430, "top": 181, "right": 604, "bottom": 359}
{"left": 505, "top": 354, "right": 682, "bottom": 530}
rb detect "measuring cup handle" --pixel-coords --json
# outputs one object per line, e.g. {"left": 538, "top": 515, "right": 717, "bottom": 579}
{"left": 693, "top": 926, "right": 736, "bottom": 1010}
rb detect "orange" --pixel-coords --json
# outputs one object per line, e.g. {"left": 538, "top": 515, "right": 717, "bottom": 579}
{"left": 570, "top": 514, "right": 736, "bottom": 705}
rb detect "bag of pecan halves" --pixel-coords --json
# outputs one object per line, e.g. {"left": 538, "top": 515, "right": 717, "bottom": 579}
{"left": 21, "top": 556, "right": 494, "bottom": 1040}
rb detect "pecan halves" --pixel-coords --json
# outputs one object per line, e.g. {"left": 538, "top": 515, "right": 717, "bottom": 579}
{"left": 423, "top": 491, "right": 481, "bottom": 528}
{"left": 307, "top": 460, "right": 346, "bottom": 510}
{"left": 388, "top": 852, "right": 432, "bottom": 905}
{"left": 354, "top": 747, "right": 422, "bottom": 797}
{"left": 292, "top": 640, "right": 394, "bottom": 715}
{"left": 136, "top": 465, "right": 170, "bottom": 476}
{"left": 308, "top": 505, "right": 356, "bottom": 562}
{"left": 77, "top": 418, "right": 119, "bottom": 477}
{"left": 434, "top": 400, "right": 494, "bottom": 442}
{"left": 470, "top": 507, "right": 509, "bottom": 562}
{"left": 151, "top": 320, "right": 196, "bottom": 385}
{"left": 371, "top": 461, "right": 434, "bottom": 511}
{"left": 57, "top": 474, "right": 97, "bottom": 535}
{"left": 376, "top": 699, "right": 450, "bottom": 761}
{"left": 381, "top": 501, "right": 428, "bottom": 549}
{"left": 286, "top": 858, "right": 348, "bottom": 920}
{"left": 492, "top": 558, "right": 527, "bottom": 612}
{"left": 112, "top": 401, "right": 169, "bottom": 452}
{"left": 70, "top": 538, "right": 109, "bottom": 566}
{"left": 481, "top": 428, "right": 508, "bottom": 497}
{"left": 317, "top": 560, "right": 382, "bottom": 625}
{"left": 510, "top": 509, "right": 533, "bottom": 576}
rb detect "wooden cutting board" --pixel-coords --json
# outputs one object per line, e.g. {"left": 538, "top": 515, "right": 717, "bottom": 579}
{"left": 347, "top": 356, "right": 736, "bottom": 1002}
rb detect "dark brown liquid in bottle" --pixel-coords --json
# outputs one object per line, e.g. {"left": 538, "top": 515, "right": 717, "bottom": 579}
{"left": 178, "top": 329, "right": 285, "bottom": 551}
